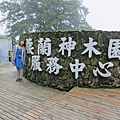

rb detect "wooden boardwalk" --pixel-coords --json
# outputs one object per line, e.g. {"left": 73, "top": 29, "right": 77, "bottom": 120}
{"left": 40, "top": 88, "right": 120, "bottom": 120}
{"left": 0, "top": 63, "right": 120, "bottom": 120}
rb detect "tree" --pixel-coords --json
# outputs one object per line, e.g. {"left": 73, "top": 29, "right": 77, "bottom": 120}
{"left": 0, "top": 0, "right": 92, "bottom": 40}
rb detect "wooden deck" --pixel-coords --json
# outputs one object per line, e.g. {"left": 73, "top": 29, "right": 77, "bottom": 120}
{"left": 0, "top": 63, "right": 120, "bottom": 120}
{"left": 39, "top": 87, "right": 120, "bottom": 120}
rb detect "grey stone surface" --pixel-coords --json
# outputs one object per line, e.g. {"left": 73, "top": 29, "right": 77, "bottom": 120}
{"left": 21, "top": 31, "right": 120, "bottom": 91}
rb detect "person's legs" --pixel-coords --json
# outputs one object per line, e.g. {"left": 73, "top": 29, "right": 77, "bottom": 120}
{"left": 19, "top": 68, "right": 23, "bottom": 81}
{"left": 16, "top": 67, "right": 20, "bottom": 82}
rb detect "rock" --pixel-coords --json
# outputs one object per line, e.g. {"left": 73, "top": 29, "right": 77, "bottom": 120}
{"left": 20, "top": 30, "right": 120, "bottom": 91}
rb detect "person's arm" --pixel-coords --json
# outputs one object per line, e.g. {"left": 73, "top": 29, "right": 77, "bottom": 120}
{"left": 12, "top": 46, "right": 16, "bottom": 64}
{"left": 23, "top": 47, "right": 26, "bottom": 65}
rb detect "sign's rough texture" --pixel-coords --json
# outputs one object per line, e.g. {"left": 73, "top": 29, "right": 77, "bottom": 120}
{"left": 20, "top": 31, "right": 120, "bottom": 91}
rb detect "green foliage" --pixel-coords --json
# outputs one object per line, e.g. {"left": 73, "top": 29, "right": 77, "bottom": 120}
{"left": 0, "top": 0, "right": 92, "bottom": 39}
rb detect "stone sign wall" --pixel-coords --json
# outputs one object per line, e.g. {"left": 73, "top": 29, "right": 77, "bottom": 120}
{"left": 20, "top": 31, "right": 120, "bottom": 91}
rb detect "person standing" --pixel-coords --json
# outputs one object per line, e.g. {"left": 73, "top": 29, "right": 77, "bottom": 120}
{"left": 13, "top": 39, "right": 26, "bottom": 82}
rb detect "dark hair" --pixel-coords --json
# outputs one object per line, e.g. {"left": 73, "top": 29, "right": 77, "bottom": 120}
{"left": 19, "top": 39, "right": 25, "bottom": 46}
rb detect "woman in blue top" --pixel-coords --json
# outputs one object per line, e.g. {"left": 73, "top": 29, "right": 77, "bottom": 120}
{"left": 13, "top": 39, "right": 26, "bottom": 82}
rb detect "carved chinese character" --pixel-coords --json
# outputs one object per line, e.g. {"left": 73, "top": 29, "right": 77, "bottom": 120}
{"left": 93, "top": 61, "right": 114, "bottom": 77}
{"left": 26, "top": 38, "right": 34, "bottom": 55}
{"left": 38, "top": 38, "right": 51, "bottom": 56}
{"left": 46, "top": 57, "right": 63, "bottom": 74}
{"left": 59, "top": 37, "right": 76, "bottom": 57}
{"left": 31, "top": 56, "right": 42, "bottom": 71}
{"left": 108, "top": 39, "right": 120, "bottom": 60}
{"left": 81, "top": 37, "right": 101, "bottom": 58}
{"left": 70, "top": 59, "right": 85, "bottom": 79}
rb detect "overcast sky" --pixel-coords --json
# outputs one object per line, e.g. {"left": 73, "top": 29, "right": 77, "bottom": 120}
{"left": 83, "top": 0, "right": 120, "bottom": 31}
{"left": 0, "top": 0, "right": 120, "bottom": 35}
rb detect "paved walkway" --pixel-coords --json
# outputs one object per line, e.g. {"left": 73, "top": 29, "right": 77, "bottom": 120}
{"left": 0, "top": 63, "right": 120, "bottom": 120}
{"left": 42, "top": 88, "right": 120, "bottom": 120}
{"left": 0, "top": 63, "right": 66, "bottom": 120}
